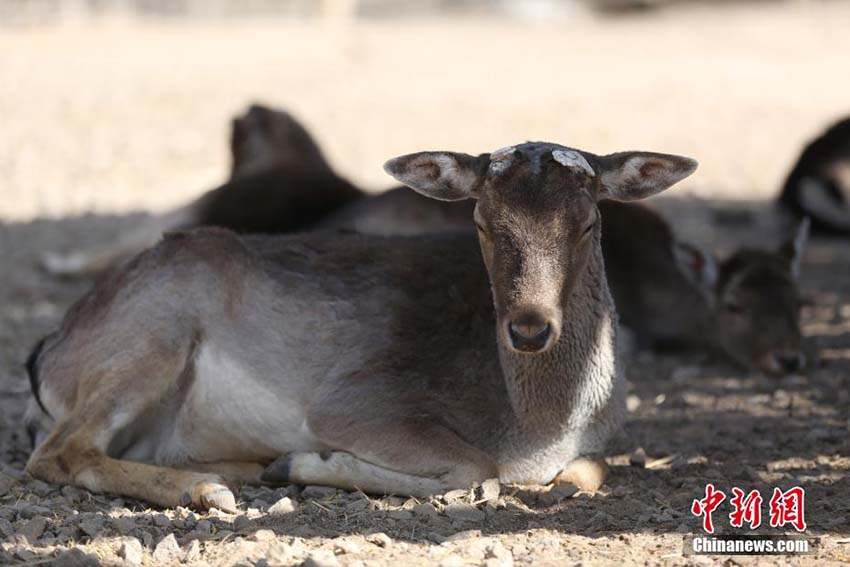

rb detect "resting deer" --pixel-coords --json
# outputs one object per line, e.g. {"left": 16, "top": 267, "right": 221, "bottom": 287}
{"left": 25, "top": 142, "right": 697, "bottom": 510}
{"left": 779, "top": 115, "right": 850, "bottom": 235}
{"left": 41, "top": 105, "right": 361, "bottom": 276}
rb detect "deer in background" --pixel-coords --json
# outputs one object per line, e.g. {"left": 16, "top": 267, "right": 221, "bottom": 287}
{"left": 25, "top": 142, "right": 697, "bottom": 509}
{"left": 779, "top": 115, "right": 850, "bottom": 235}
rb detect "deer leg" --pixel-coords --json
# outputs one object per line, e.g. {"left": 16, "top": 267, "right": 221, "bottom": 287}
{"left": 27, "top": 416, "right": 239, "bottom": 512}
{"left": 262, "top": 420, "right": 497, "bottom": 498}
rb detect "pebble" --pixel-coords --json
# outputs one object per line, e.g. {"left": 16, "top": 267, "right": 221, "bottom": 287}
{"left": 412, "top": 502, "right": 440, "bottom": 519}
{"left": 0, "top": 475, "right": 14, "bottom": 497}
{"left": 251, "top": 529, "right": 277, "bottom": 542}
{"left": 267, "top": 496, "right": 297, "bottom": 515}
{"left": 119, "top": 537, "right": 144, "bottom": 565}
{"left": 445, "top": 529, "right": 481, "bottom": 542}
{"left": 442, "top": 489, "right": 469, "bottom": 503}
{"left": 303, "top": 549, "right": 340, "bottom": 567}
{"left": 111, "top": 516, "right": 136, "bottom": 535}
{"left": 152, "top": 514, "right": 171, "bottom": 528}
{"left": 184, "top": 539, "right": 202, "bottom": 562}
{"left": 365, "top": 532, "right": 392, "bottom": 548}
{"left": 17, "top": 516, "right": 47, "bottom": 543}
{"left": 444, "top": 503, "right": 485, "bottom": 522}
{"left": 78, "top": 517, "right": 106, "bottom": 538}
{"left": 387, "top": 509, "right": 413, "bottom": 521}
{"left": 301, "top": 485, "right": 338, "bottom": 500}
{"left": 485, "top": 541, "right": 514, "bottom": 567}
{"left": 233, "top": 515, "right": 255, "bottom": 531}
{"left": 538, "top": 484, "right": 579, "bottom": 507}
{"left": 332, "top": 536, "right": 362, "bottom": 555}
{"left": 477, "top": 478, "right": 500, "bottom": 502}
{"left": 152, "top": 533, "right": 182, "bottom": 563}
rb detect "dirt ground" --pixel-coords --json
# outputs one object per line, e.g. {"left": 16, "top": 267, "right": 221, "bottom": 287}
{"left": 1, "top": 3, "right": 850, "bottom": 566}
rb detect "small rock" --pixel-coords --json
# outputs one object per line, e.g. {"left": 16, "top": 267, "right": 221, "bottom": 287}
{"left": 78, "top": 517, "right": 106, "bottom": 538}
{"left": 183, "top": 539, "right": 201, "bottom": 562}
{"left": 303, "top": 549, "right": 340, "bottom": 567}
{"left": 141, "top": 531, "right": 154, "bottom": 548}
{"left": 538, "top": 484, "right": 579, "bottom": 506}
{"left": 0, "top": 519, "right": 14, "bottom": 538}
{"left": 251, "top": 529, "right": 277, "bottom": 542}
{"left": 152, "top": 514, "right": 171, "bottom": 528}
{"left": 332, "top": 536, "right": 362, "bottom": 555}
{"left": 629, "top": 448, "right": 647, "bottom": 468}
{"left": 119, "top": 537, "right": 144, "bottom": 565}
{"left": 477, "top": 478, "right": 500, "bottom": 502}
{"left": 625, "top": 394, "right": 641, "bottom": 412}
{"left": 444, "top": 503, "right": 485, "bottom": 522}
{"left": 233, "top": 515, "right": 255, "bottom": 531}
{"left": 387, "top": 509, "right": 413, "bottom": 521}
{"left": 485, "top": 540, "right": 514, "bottom": 567}
{"left": 445, "top": 529, "right": 481, "bottom": 542}
{"left": 17, "top": 516, "right": 47, "bottom": 543}
{"left": 111, "top": 516, "right": 136, "bottom": 535}
{"left": 15, "top": 548, "right": 38, "bottom": 561}
{"left": 412, "top": 502, "right": 440, "bottom": 519}
{"left": 439, "top": 556, "right": 465, "bottom": 567}
{"left": 301, "top": 485, "right": 338, "bottom": 500}
{"left": 267, "top": 496, "right": 296, "bottom": 515}
{"left": 0, "top": 475, "right": 14, "bottom": 497}
{"left": 194, "top": 519, "right": 212, "bottom": 534}
{"left": 442, "top": 489, "right": 469, "bottom": 503}
{"left": 365, "top": 532, "right": 392, "bottom": 548}
{"left": 28, "top": 480, "right": 51, "bottom": 496}
{"left": 152, "top": 533, "right": 181, "bottom": 563}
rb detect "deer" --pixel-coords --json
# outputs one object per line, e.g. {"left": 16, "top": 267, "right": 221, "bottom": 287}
{"left": 24, "top": 142, "right": 698, "bottom": 511}
{"left": 41, "top": 105, "right": 362, "bottom": 276}
{"left": 779, "top": 115, "right": 850, "bottom": 235}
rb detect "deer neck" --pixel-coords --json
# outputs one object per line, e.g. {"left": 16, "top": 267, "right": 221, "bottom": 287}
{"left": 497, "top": 246, "right": 619, "bottom": 438}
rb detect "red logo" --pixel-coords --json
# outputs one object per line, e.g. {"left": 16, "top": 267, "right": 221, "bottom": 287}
{"left": 691, "top": 485, "right": 806, "bottom": 534}
{"left": 691, "top": 483, "right": 726, "bottom": 534}
{"left": 729, "top": 488, "right": 763, "bottom": 529}
{"left": 768, "top": 487, "right": 807, "bottom": 532}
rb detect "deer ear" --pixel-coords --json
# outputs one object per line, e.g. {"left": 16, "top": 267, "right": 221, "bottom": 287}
{"left": 672, "top": 241, "right": 718, "bottom": 302}
{"left": 383, "top": 151, "right": 489, "bottom": 201}
{"left": 597, "top": 151, "right": 698, "bottom": 201}
{"left": 778, "top": 217, "right": 810, "bottom": 279}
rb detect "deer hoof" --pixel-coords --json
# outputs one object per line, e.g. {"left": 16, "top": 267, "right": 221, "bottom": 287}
{"left": 192, "top": 479, "right": 237, "bottom": 513}
{"left": 553, "top": 456, "right": 608, "bottom": 493}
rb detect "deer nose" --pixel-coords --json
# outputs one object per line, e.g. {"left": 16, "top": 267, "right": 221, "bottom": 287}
{"left": 773, "top": 352, "right": 805, "bottom": 373}
{"left": 508, "top": 315, "right": 552, "bottom": 353}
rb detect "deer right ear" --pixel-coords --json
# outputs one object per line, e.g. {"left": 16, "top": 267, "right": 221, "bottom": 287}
{"left": 597, "top": 151, "right": 698, "bottom": 202}
{"left": 672, "top": 241, "right": 719, "bottom": 302}
{"left": 383, "top": 152, "right": 489, "bottom": 201}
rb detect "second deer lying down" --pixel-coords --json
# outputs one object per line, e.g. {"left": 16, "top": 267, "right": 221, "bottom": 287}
{"left": 25, "top": 142, "right": 697, "bottom": 509}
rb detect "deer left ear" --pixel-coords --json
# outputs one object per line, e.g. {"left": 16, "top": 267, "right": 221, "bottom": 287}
{"left": 383, "top": 151, "right": 489, "bottom": 202}
{"left": 778, "top": 217, "right": 810, "bottom": 279}
{"left": 597, "top": 151, "right": 698, "bottom": 202}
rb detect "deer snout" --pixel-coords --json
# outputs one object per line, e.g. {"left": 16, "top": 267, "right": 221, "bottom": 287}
{"left": 506, "top": 311, "right": 558, "bottom": 354}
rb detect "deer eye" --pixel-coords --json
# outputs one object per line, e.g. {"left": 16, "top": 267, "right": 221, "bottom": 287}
{"left": 475, "top": 222, "right": 488, "bottom": 236}
{"left": 581, "top": 219, "right": 597, "bottom": 238}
